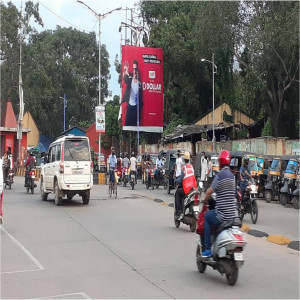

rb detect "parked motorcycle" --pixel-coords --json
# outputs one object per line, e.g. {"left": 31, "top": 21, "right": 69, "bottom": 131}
{"left": 145, "top": 164, "right": 155, "bottom": 190}
{"left": 123, "top": 167, "right": 129, "bottom": 187}
{"left": 130, "top": 170, "right": 135, "bottom": 190}
{"left": 4, "top": 168, "right": 14, "bottom": 189}
{"left": 26, "top": 168, "right": 37, "bottom": 194}
{"left": 174, "top": 188, "right": 200, "bottom": 232}
{"left": 237, "top": 179, "right": 258, "bottom": 224}
{"left": 196, "top": 216, "right": 246, "bottom": 286}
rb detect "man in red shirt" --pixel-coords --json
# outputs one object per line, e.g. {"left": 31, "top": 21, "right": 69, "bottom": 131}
{"left": 25, "top": 152, "right": 36, "bottom": 187}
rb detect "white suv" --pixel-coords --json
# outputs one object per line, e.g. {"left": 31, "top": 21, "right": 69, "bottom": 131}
{"left": 40, "top": 135, "right": 93, "bottom": 205}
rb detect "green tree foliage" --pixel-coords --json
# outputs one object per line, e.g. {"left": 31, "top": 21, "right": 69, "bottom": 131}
{"left": 261, "top": 118, "right": 273, "bottom": 137}
{"left": 140, "top": 1, "right": 239, "bottom": 125}
{"left": 105, "top": 95, "right": 122, "bottom": 139}
{"left": 234, "top": 1, "right": 299, "bottom": 137}
{"left": 1, "top": 2, "right": 111, "bottom": 138}
{"left": 0, "top": 1, "right": 43, "bottom": 111}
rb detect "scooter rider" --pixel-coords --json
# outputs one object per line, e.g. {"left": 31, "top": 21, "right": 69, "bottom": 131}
{"left": 175, "top": 151, "right": 197, "bottom": 220}
{"left": 240, "top": 155, "right": 252, "bottom": 209}
{"left": 202, "top": 150, "right": 236, "bottom": 257}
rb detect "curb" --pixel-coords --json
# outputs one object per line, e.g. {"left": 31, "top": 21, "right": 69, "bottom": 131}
{"left": 151, "top": 197, "right": 300, "bottom": 252}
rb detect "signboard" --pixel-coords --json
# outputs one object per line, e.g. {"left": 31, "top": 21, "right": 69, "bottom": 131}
{"left": 121, "top": 45, "right": 163, "bottom": 133}
{"left": 95, "top": 106, "right": 105, "bottom": 133}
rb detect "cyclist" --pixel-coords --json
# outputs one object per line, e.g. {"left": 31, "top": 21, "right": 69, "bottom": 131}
{"left": 108, "top": 148, "right": 117, "bottom": 192}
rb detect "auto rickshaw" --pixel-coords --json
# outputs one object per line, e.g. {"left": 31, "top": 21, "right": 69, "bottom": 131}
{"left": 292, "top": 165, "right": 300, "bottom": 209}
{"left": 137, "top": 154, "right": 142, "bottom": 179}
{"left": 255, "top": 155, "right": 274, "bottom": 197}
{"left": 279, "top": 156, "right": 299, "bottom": 206}
{"left": 165, "top": 149, "right": 184, "bottom": 194}
{"left": 264, "top": 155, "right": 291, "bottom": 203}
{"left": 229, "top": 151, "right": 258, "bottom": 185}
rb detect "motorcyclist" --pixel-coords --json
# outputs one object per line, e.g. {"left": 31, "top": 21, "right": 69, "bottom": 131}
{"left": 130, "top": 152, "right": 137, "bottom": 183}
{"left": 2, "top": 148, "right": 11, "bottom": 183}
{"left": 25, "top": 152, "right": 36, "bottom": 187}
{"left": 175, "top": 151, "right": 197, "bottom": 220}
{"left": 239, "top": 155, "right": 252, "bottom": 209}
{"left": 122, "top": 152, "right": 130, "bottom": 181}
{"left": 155, "top": 154, "right": 164, "bottom": 181}
{"left": 202, "top": 150, "right": 236, "bottom": 257}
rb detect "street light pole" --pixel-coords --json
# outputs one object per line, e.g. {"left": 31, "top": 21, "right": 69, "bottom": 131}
{"left": 77, "top": 1, "right": 122, "bottom": 171}
{"left": 201, "top": 54, "right": 217, "bottom": 153}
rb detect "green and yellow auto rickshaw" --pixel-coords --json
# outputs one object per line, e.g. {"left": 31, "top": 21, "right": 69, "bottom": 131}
{"left": 279, "top": 156, "right": 299, "bottom": 206}
{"left": 264, "top": 155, "right": 291, "bottom": 203}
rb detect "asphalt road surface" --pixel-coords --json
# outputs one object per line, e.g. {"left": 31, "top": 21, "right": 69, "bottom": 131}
{"left": 1, "top": 177, "right": 299, "bottom": 299}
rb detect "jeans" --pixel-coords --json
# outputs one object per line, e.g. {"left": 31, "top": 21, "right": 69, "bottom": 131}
{"left": 109, "top": 169, "right": 115, "bottom": 183}
{"left": 175, "top": 187, "right": 185, "bottom": 215}
{"left": 204, "top": 209, "right": 221, "bottom": 251}
{"left": 240, "top": 181, "right": 248, "bottom": 205}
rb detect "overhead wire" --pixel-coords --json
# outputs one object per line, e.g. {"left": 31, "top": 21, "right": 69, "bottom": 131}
{"left": 37, "top": 0, "right": 98, "bottom": 36}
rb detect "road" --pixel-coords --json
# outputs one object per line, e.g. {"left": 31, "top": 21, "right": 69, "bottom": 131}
{"left": 1, "top": 177, "right": 299, "bottom": 299}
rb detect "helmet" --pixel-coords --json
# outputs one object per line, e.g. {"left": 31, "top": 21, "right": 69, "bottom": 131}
{"left": 219, "top": 150, "right": 231, "bottom": 168}
{"left": 184, "top": 151, "right": 190, "bottom": 160}
{"left": 244, "top": 155, "right": 249, "bottom": 166}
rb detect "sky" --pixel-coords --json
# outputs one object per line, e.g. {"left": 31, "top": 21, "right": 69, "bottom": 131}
{"left": 6, "top": 0, "right": 139, "bottom": 99}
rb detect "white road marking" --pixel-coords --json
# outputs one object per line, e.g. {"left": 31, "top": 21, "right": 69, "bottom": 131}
{"left": 1, "top": 268, "right": 42, "bottom": 274}
{"left": 31, "top": 292, "right": 91, "bottom": 299}
{"left": 0, "top": 225, "right": 45, "bottom": 271}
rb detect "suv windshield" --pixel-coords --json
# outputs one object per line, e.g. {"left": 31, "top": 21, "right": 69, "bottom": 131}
{"left": 64, "top": 139, "right": 90, "bottom": 161}
{"left": 270, "top": 159, "right": 281, "bottom": 172}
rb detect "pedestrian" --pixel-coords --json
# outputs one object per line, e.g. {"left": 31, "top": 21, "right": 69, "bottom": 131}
{"left": 207, "top": 156, "right": 213, "bottom": 187}
{"left": 200, "top": 151, "right": 208, "bottom": 190}
{"left": 174, "top": 150, "right": 183, "bottom": 180}
{"left": 0, "top": 158, "right": 3, "bottom": 224}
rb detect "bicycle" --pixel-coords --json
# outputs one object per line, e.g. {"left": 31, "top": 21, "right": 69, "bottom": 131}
{"left": 108, "top": 169, "right": 117, "bottom": 198}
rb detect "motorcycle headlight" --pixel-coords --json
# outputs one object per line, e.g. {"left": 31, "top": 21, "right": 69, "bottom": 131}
{"left": 250, "top": 184, "right": 257, "bottom": 193}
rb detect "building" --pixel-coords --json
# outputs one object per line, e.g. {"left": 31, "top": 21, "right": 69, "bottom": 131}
{"left": 22, "top": 111, "right": 39, "bottom": 148}
{"left": 0, "top": 100, "right": 29, "bottom": 164}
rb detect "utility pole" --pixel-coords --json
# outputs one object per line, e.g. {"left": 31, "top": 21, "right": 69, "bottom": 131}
{"left": 77, "top": 1, "right": 121, "bottom": 171}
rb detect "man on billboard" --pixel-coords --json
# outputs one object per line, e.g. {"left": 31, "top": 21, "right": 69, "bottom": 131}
{"left": 122, "top": 59, "right": 143, "bottom": 126}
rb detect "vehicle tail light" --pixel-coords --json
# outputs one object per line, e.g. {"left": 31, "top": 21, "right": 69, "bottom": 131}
{"left": 90, "top": 161, "right": 93, "bottom": 173}
{"left": 193, "top": 194, "right": 199, "bottom": 205}
{"left": 233, "top": 234, "right": 244, "bottom": 244}
{"left": 59, "top": 161, "right": 64, "bottom": 174}
{"left": 29, "top": 170, "right": 36, "bottom": 176}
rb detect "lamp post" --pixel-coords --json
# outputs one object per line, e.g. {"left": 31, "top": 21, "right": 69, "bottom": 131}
{"left": 59, "top": 94, "right": 67, "bottom": 131}
{"left": 77, "top": 1, "right": 122, "bottom": 171}
{"left": 201, "top": 53, "right": 217, "bottom": 153}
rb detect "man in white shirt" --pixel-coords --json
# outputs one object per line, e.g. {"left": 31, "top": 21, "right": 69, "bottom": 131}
{"left": 130, "top": 152, "right": 137, "bottom": 183}
{"left": 200, "top": 151, "right": 208, "bottom": 191}
{"left": 174, "top": 150, "right": 183, "bottom": 179}
{"left": 155, "top": 154, "right": 164, "bottom": 181}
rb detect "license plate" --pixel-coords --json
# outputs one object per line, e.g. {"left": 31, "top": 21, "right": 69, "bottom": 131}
{"left": 234, "top": 252, "right": 243, "bottom": 261}
{"left": 73, "top": 170, "right": 82, "bottom": 175}
{"left": 193, "top": 206, "right": 200, "bottom": 212}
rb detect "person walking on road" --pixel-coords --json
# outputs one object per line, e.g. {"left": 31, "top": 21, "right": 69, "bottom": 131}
{"left": 200, "top": 151, "right": 208, "bottom": 191}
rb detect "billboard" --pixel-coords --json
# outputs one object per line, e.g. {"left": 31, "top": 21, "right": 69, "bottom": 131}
{"left": 95, "top": 105, "right": 105, "bottom": 133}
{"left": 121, "top": 45, "right": 163, "bottom": 133}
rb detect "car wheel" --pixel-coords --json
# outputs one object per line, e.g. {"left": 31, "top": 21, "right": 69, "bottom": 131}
{"left": 40, "top": 177, "right": 48, "bottom": 201}
{"left": 54, "top": 181, "right": 63, "bottom": 206}
{"left": 82, "top": 190, "right": 90, "bottom": 205}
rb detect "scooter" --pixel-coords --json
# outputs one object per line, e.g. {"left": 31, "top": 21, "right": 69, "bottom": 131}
{"left": 174, "top": 188, "right": 200, "bottom": 232}
{"left": 26, "top": 168, "right": 37, "bottom": 194}
{"left": 154, "top": 166, "right": 167, "bottom": 189}
{"left": 123, "top": 167, "right": 129, "bottom": 187}
{"left": 196, "top": 215, "right": 247, "bottom": 286}
{"left": 4, "top": 168, "right": 14, "bottom": 189}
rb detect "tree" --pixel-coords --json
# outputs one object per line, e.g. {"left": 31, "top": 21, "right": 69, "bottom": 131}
{"left": 105, "top": 95, "right": 122, "bottom": 141}
{"left": 234, "top": 1, "right": 299, "bottom": 137}
{"left": 0, "top": 1, "right": 43, "bottom": 112}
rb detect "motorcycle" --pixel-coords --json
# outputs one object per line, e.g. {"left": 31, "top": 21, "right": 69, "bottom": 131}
{"left": 154, "top": 166, "right": 167, "bottom": 190}
{"left": 237, "top": 179, "right": 258, "bottom": 224}
{"left": 123, "top": 167, "right": 129, "bottom": 187}
{"left": 130, "top": 170, "right": 135, "bottom": 190}
{"left": 145, "top": 164, "right": 155, "bottom": 190}
{"left": 174, "top": 188, "right": 200, "bottom": 232}
{"left": 26, "top": 168, "right": 37, "bottom": 194}
{"left": 196, "top": 216, "right": 247, "bottom": 286}
{"left": 4, "top": 168, "right": 14, "bottom": 189}
{"left": 116, "top": 168, "right": 122, "bottom": 185}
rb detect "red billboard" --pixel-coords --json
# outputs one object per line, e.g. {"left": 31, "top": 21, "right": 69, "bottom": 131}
{"left": 121, "top": 45, "right": 163, "bottom": 133}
